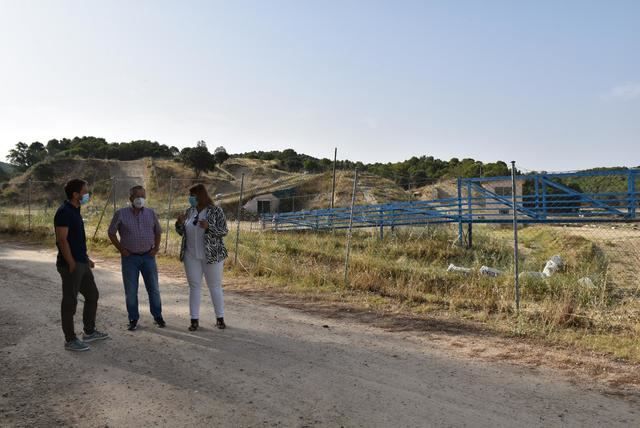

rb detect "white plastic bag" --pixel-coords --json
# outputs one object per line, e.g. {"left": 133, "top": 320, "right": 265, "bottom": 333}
{"left": 479, "top": 266, "right": 502, "bottom": 277}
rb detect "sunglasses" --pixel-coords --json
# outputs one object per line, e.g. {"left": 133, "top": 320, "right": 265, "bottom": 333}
{"left": 192, "top": 215, "right": 199, "bottom": 226}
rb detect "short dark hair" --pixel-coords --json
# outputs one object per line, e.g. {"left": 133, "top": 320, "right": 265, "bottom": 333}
{"left": 129, "top": 185, "right": 145, "bottom": 197}
{"left": 64, "top": 179, "right": 87, "bottom": 200}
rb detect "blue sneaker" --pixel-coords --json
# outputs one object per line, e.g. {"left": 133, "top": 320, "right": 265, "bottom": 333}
{"left": 65, "top": 338, "right": 90, "bottom": 352}
{"left": 82, "top": 330, "right": 110, "bottom": 343}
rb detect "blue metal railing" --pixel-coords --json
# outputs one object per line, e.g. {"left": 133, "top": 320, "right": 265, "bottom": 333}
{"left": 261, "top": 169, "right": 640, "bottom": 231}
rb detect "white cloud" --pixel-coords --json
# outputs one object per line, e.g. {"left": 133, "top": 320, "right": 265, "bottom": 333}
{"left": 605, "top": 83, "right": 640, "bottom": 101}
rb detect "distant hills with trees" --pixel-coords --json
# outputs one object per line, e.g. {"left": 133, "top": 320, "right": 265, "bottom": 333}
{"left": 7, "top": 137, "right": 179, "bottom": 170}
{"left": 237, "top": 150, "right": 513, "bottom": 189}
{"left": 3, "top": 137, "right": 637, "bottom": 192}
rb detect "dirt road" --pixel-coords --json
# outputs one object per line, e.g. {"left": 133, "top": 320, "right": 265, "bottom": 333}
{"left": 0, "top": 243, "right": 638, "bottom": 427}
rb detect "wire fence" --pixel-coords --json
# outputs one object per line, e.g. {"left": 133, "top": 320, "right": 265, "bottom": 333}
{"left": 1, "top": 167, "right": 639, "bottom": 332}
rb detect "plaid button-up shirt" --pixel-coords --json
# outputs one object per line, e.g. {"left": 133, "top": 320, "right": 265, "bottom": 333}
{"left": 108, "top": 206, "right": 162, "bottom": 254}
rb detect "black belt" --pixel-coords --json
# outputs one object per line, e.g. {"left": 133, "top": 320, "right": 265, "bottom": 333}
{"left": 128, "top": 249, "right": 152, "bottom": 256}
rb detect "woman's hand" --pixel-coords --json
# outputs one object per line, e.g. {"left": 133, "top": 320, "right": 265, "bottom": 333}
{"left": 198, "top": 219, "right": 208, "bottom": 229}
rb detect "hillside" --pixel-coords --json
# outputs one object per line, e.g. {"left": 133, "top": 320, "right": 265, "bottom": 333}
{"left": 0, "top": 161, "right": 16, "bottom": 182}
{"left": 3, "top": 151, "right": 638, "bottom": 218}
{"left": 0, "top": 157, "right": 411, "bottom": 212}
{"left": 0, "top": 161, "right": 16, "bottom": 174}
{"left": 0, "top": 157, "right": 302, "bottom": 203}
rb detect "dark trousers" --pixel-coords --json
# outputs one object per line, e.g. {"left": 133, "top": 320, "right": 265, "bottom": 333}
{"left": 57, "top": 262, "right": 99, "bottom": 342}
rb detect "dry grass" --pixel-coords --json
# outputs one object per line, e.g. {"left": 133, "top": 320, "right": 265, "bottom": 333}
{"left": 218, "top": 224, "right": 639, "bottom": 362}
{"left": 2, "top": 207, "right": 638, "bottom": 363}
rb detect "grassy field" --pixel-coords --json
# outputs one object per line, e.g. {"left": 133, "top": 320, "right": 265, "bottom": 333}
{"left": 2, "top": 207, "right": 638, "bottom": 363}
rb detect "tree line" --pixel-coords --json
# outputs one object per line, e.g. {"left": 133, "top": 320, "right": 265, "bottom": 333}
{"left": 7, "top": 137, "right": 179, "bottom": 171}
{"left": 5, "top": 137, "right": 229, "bottom": 179}
{"left": 236, "top": 149, "right": 511, "bottom": 189}
{"left": 8, "top": 138, "right": 512, "bottom": 189}
{"left": 6, "top": 139, "right": 634, "bottom": 193}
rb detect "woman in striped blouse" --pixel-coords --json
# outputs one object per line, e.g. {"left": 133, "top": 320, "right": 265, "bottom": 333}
{"left": 175, "top": 184, "right": 228, "bottom": 331}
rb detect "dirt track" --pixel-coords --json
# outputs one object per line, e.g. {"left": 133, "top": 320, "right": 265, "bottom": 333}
{"left": 0, "top": 243, "right": 638, "bottom": 427}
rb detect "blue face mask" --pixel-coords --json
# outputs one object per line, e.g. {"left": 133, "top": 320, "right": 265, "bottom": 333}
{"left": 188, "top": 196, "right": 197, "bottom": 207}
{"left": 80, "top": 193, "right": 90, "bottom": 205}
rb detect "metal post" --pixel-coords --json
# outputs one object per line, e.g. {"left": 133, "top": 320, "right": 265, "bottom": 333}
{"left": 27, "top": 179, "right": 32, "bottom": 232}
{"left": 344, "top": 168, "right": 358, "bottom": 284}
{"left": 93, "top": 182, "right": 114, "bottom": 240}
{"left": 234, "top": 173, "right": 245, "bottom": 265}
{"left": 457, "top": 177, "right": 463, "bottom": 246}
{"left": 511, "top": 161, "right": 520, "bottom": 314}
{"left": 534, "top": 175, "right": 540, "bottom": 213}
{"left": 466, "top": 180, "right": 473, "bottom": 249}
{"left": 113, "top": 177, "right": 117, "bottom": 212}
{"left": 164, "top": 177, "right": 173, "bottom": 254}
{"left": 331, "top": 147, "right": 337, "bottom": 209}
{"left": 379, "top": 206, "right": 384, "bottom": 240}
{"left": 542, "top": 176, "right": 547, "bottom": 219}
{"left": 628, "top": 170, "right": 636, "bottom": 218}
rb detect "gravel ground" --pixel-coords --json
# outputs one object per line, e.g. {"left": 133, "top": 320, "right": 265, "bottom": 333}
{"left": 0, "top": 242, "right": 638, "bottom": 427}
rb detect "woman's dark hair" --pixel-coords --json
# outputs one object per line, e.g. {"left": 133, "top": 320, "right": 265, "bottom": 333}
{"left": 64, "top": 179, "right": 87, "bottom": 200}
{"left": 189, "top": 183, "right": 213, "bottom": 205}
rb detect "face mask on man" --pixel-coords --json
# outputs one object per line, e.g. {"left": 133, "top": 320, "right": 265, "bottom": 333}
{"left": 133, "top": 197, "right": 145, "bottom": 209}
{"left": 80, "top": 193, "right": 90, "bottom": 205}
{"left": 188, "top": 196, "right": 197, "bottom": 208}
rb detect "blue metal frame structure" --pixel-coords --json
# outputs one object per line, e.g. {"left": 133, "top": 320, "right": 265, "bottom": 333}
{"left": 261, "top": 170, "right": 640, "bottom": 232}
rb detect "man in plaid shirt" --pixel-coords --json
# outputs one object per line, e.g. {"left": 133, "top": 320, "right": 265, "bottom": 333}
{"left": 108, "top": 185, "right": 165, "bottom": 331}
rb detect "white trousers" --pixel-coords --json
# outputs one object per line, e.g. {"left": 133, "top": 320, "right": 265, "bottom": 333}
{"left": 183, "top": 255, "right": 224, "bottom": 320}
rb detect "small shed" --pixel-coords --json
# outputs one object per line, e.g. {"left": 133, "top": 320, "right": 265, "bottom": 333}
{"left": 473, "top": 179, "right": 524, "bottom": 217}
{"left": 244, "top": 193, "right": 280, "bottom": 215}
{"left": 244, "top": 188, "right": 297, "bottom": 214}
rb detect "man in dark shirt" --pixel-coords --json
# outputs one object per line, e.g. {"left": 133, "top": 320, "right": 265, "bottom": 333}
{"left": 54, "top": 179, "right": 109, "bottom": 351}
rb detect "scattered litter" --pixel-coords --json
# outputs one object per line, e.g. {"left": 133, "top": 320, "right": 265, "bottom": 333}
{"left": 447, "top": 264, "right": 473, "bottom": 275}
{"left": 550, "top": 255, "right": 563, "bottom": 266}
{"left": 447, "top": 264, "right": 502, "bottom": 277}
{"left": 578, "top": 277, "right": 596, "bottom": 288}
{"left": 479, "top": 266, "right": 502, "bottom": 277}
{"left": 542, "top": 255, "right": 563, "bottom": 277}
{"left": 519, "top": 271, "right": 546, "bottom": 280}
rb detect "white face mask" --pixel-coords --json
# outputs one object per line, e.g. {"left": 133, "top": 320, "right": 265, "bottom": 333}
{"left": 133, "top": 197, "right": 145, "bottom": 209}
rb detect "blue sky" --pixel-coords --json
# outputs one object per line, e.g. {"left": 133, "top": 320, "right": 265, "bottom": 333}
{"left": 0, "top": 0, "right": 638, "bottom": 171}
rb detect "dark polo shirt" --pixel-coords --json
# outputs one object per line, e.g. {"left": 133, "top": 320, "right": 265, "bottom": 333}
{"left": 54, "top": 201, "right": 88, "bottom": 267}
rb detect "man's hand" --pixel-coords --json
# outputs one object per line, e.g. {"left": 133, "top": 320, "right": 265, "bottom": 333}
{"left": 88, "top": 259, "right": 95, "bottom": 269}
{"left": 68, "top": 260, "right": 77, "bottom": 273}
{"left": 120, "top": 248, "right": 131, "bottom": 257}
{"left": 198, "top": 219, "right": 208, "bottom": 229}
{"left": 150, "top": 247, "right": 159, "bottom": 257}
